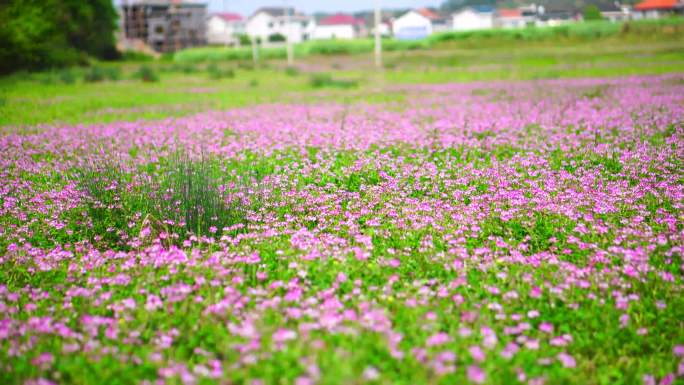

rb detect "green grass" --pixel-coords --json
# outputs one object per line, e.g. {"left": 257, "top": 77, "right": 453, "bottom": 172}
{"left": 174, "top": 19, "right": 684, "bottom": 64}
{"left": 0, "top": 20, "right": 683, "bottom": 128}
{"left": 429, "top": 17, "right": 684, "bottom": 45}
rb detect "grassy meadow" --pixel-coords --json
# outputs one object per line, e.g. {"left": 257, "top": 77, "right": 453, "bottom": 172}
{"left": 1, "top": 19, "right": 684, "bottom": 127}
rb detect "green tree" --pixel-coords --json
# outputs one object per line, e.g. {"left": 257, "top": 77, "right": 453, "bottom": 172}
{"left": 0, "top": 0, "right": 119, "bottom": 75}
{"left": 583, "top": 5, "right": 604, "bottom": 20}
{"left": 268, "top": 33, "right": 286, "bottom": 43}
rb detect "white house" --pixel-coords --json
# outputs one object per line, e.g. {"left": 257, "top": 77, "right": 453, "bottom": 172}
{"left": 452, "top": 6, "right": 494, "bottom": 31}
{"left": 599, "top": 3, "right": 631, "bottom": 22}
{"left": 494, "top": 9, "right": 526, "bottom": 29}
{"left": 633, "top": 0, "right": 683, "bottom": 19}
{"left": 206, "top": 13, "right": 245, "bottom": 46}
{"left": 312, "top": 13, "right": 365, "bottom": 40}
{"left": 246, "top": 7, "right": 315, "bottom": 45}
{"left": 374, "top": 20, "right": 392, "bottom": 37}
{"left": 536, "top": 4, "right": 579, "bottom": 26}
{"left": 394, "top": 9, "right": 441, "bottom": 40}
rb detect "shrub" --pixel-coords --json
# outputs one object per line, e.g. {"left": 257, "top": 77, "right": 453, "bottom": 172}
{"left": 180, "top": 64, "right": 198, "bottom": 73}
{"left": 207, "top": 64, "right": 235, "bottom": 79}
{"left": 583, "top": 5, "right": 604, "bottom": 21}
{"left": 38, "top": 73, "right": 57, "bottom": 85}
{"left": 120, "top": 50, "right": 154, "bottom": 62}
{"left": 268, "top": 33, "right": 286, "bottom": 42}
{"left": 83, "top": 66, "right": 106, "bottom": 82}
{"left": 103, "top": 66, "right": 122, "bottom": 81}
{"left": 237, "top": 34, "right": 252, "bottom": 46}
{"left": 238, "top": 61, "right": 255, "bottom": 70}
{"left": 284, "top": 66, "right": 299, "bottom": 76}
{"left": 81, "top": 66, "right": 120, "bottom": 82}
{"left": 58, "top": 68, "right": 77, "bottom": 84}
{"left": 133, "top": 65, "right": 159, "bottom": 82}
{"left": 309, "top": 73, "right": 358, "bottom": 89}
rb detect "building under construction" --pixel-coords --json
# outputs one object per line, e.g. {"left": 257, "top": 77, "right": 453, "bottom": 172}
{"left": 120, "top": 0, "right": 207, "bottom": 53}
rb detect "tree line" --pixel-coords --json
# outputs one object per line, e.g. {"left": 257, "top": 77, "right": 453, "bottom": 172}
{"left": 0, "top": 0, "right": 119, "bottom": 75}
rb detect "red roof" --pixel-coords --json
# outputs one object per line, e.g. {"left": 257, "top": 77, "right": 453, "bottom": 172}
{"left": 497, "top": 8, "right": 523, "bottom": 18}
{"left": 319, "top": 13, "right": 364, "bottom": 26}
{"left": 416, "top": 8, "right": 441, "bottom": 20}
{"left": 634, "top": 0, "right": 679, "bottom": 10}
{"left": 214, "top": 13, "right": 243, "bottom": 22}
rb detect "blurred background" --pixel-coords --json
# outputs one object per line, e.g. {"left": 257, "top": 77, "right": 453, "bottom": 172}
{"left": 0, "top": 0, "right": 682, "bottom": 126}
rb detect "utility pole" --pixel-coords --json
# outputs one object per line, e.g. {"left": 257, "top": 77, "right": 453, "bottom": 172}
{"left": 251, "top": 36, "right": 259, "bottom": 66}
{"left": 374, "top": 0, "right": 382, "bottom": 69}
{"left": 285, "top": 2, "right": 294, "bottom": 66}
{"left": 223, "top": 0, "right": 230, "bottom": 48}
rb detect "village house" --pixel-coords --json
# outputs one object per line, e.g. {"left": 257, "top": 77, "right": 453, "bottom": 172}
{"left": 393, "top": 8, "right": 449, "bottom": 39}
{"left": 598, "top": 3, "right": 632, "bottom": 22}
{"left": 120, "top": 0, "right": 207, "bottom": 53}
{"left": 452, "top": 6, "right": 495, "bottom": 31}
{"left": 536, "top": 4, "right": 580, "bottom": 26}
{"left": 246, "top": 7, "right": 315, "bottom": 45}
{"left": 206, "top": 13, "right": 244, "bottom": 46}
{"left": 312, "top": 13, "right": 366, "bottom": 40}
{"left": 495, "top": 5, "right": 539, "bottom": 28}
{"left": 374, "top": 18, "right": 393, "bottom": 37}
{"left": 633, "top": 0, "right": 684, "bottom": 18}
{"left": 419, "top": 8, "right": 452, "bottom": 33}
{"left": 495, "top": 8, "right": 526, "bottom": 28}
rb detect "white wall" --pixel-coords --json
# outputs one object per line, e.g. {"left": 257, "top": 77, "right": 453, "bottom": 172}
{"left": 246, "top": 12, "right": 273, "bottom": 42}
{"left": 246, "top": 11, "right": 313, "bottom": 44}
{"left": 312, "top": 25, "right": 355, "bottom": 40}
{"left": 207, "top": 16, "right": 245, "bottom": 45}
{"left": 394, "top": 11, "right": 433, "bottom": 39}
{"left": 495, "top": 17, "right": 526, "bottom": 29}
{"left": 452, "top": 9, "right": 493, "bottom": 31}
{"left": 371, "top": 22, "right": 391, "bottom": 37}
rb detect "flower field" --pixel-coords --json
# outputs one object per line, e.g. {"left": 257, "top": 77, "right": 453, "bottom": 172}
{"left": 1, "top": 74, "right": 683, "bottom": 384}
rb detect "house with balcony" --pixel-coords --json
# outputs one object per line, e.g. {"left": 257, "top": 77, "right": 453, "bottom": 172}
{"left": 120, "top": 0, "right": 207, "bottom": 53}
{"left": 452, "top": 6, "right": 495, "bottom": 31}
{"left": 633, "top": 0, "right": 683, "bottom": 18}
{"left": 312, "top": 13, "right": 367, "bottom": 40}
{"left": 246, "top": 7, "right": 315, "bottom": 45}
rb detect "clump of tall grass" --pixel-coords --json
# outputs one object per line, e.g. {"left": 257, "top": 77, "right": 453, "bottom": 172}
{"left": 120, "top": 50, "right": 154, "bottom": 62}
{"left": 238, "top": 61, "right": 255, "bottom": 70}
{"left": 83, "top": 66, "right": 121, "bottom": 82}
{"left": 284, "top": 66, "right": 299, "bottom": 76}
{"left": 75, "top": 152, "right": 256, "bottom": 248}
{"left": 309, "top": 73, "right": 358, "bottom": 89}
{"left": 207, "top": 63, "right": 235, "bottom": 79}
{"left": 133, "top": 65, "right": 159, "bottom": 82}
{"left": 58, "top": 68, "right": 77, "bottom": 84}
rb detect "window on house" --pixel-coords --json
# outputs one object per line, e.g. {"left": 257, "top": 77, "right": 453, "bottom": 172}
{"left": 155, "top": 25, "right": 164, "bottom": 34}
